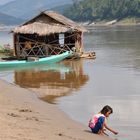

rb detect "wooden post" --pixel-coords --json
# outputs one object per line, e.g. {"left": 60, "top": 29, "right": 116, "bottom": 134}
{"left": 79, "top": 32, "right": 83, "bottom": 53}
{"left": 75, "top": 32, "right": 83, "bottom": 53}
{"left": 13, "top": 33, "right": 16, "bottom": 56}
{"left": 16, "top": 34, "right": 21, "bottom": 59}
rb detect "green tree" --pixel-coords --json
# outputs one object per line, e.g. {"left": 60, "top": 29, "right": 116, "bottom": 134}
{"left": 64, "top": 0, "right": 140, "bottom": 21}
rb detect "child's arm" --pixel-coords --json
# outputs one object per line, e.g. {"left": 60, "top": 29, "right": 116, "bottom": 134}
{"left": 104, "top": 123, "right": 118, "bottom": 135}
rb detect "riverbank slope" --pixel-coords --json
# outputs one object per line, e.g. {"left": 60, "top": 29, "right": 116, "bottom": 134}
{"left": 0, "top": 79, "right": 111, "bottom": 140}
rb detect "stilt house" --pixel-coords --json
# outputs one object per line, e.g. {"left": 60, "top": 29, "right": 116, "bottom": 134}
{"left": 12, "top": 11, "right": 86, "bottom": 58}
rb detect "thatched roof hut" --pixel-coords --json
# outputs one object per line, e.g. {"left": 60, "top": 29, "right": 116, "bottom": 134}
{"left": 12, "top": 11, "right": 86, "bottom": 58}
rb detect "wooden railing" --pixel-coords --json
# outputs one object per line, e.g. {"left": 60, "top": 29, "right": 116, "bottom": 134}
{"left": 15, "top": 42, "right": 75, "bottom": 58}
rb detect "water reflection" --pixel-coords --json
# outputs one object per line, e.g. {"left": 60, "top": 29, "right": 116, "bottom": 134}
{"left": 14, "top": 60, "right": 89, "bottom": 103}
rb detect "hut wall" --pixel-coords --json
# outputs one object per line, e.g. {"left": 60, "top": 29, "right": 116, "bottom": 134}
{"left": 14, "top": 31, "right": 84, "bottom": 58}
{"left": 64, "top": 33, "right": 76, "bottom": 50}
{"left": 64, "top": 32, "right": 83, "bottom": 53}
{"left": 14, "top": 33, "right": 62, "bottom": 58}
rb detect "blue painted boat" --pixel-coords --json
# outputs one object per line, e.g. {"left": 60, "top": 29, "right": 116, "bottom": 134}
{"left": 0, "top": 51, "right": 71, "bottom": 68}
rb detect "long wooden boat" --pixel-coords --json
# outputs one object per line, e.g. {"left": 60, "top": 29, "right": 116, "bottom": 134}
{"left": 0, "top": 51, "right": 71, "bottom": 68}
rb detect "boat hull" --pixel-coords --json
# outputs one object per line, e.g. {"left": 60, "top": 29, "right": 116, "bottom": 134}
{"left": 0, "top": 51, "right": 71, "bottom": 68}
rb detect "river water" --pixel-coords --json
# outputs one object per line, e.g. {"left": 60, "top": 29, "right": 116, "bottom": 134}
{"left": 0, "top": 26, "right": 140, "bottom": 140}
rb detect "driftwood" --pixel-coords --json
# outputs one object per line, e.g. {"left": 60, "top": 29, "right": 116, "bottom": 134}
{"left": 80, "top": 51, "right": 96, "bottom": 59}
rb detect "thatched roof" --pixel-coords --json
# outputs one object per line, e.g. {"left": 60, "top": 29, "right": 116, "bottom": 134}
{"left": 13, "top": 22, "right": 74, "bottom": 36}
{"left": 12, "top": 11, "right": 86, "bottom": 35}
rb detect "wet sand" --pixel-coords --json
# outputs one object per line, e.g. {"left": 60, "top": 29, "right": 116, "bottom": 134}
{"left": 0, "top": 79, "right": 111, "bottom": 140}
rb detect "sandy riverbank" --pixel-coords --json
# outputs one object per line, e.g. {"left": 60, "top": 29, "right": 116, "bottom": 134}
{"left": 0, "top": 79, "right": 112, "bottom": 140}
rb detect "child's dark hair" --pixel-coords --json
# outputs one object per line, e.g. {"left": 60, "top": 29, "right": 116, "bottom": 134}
{"left": 100, "top": 105, "right": 113, "bottom": 115}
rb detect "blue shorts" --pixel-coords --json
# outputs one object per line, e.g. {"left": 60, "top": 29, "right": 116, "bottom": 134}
{"left": 91, "top": 116, "right": 105, "bottom": 134}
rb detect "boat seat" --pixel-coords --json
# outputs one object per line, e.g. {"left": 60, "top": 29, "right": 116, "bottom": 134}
{"left": 26, "top": 57, "right": 39, "bottom": 62}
